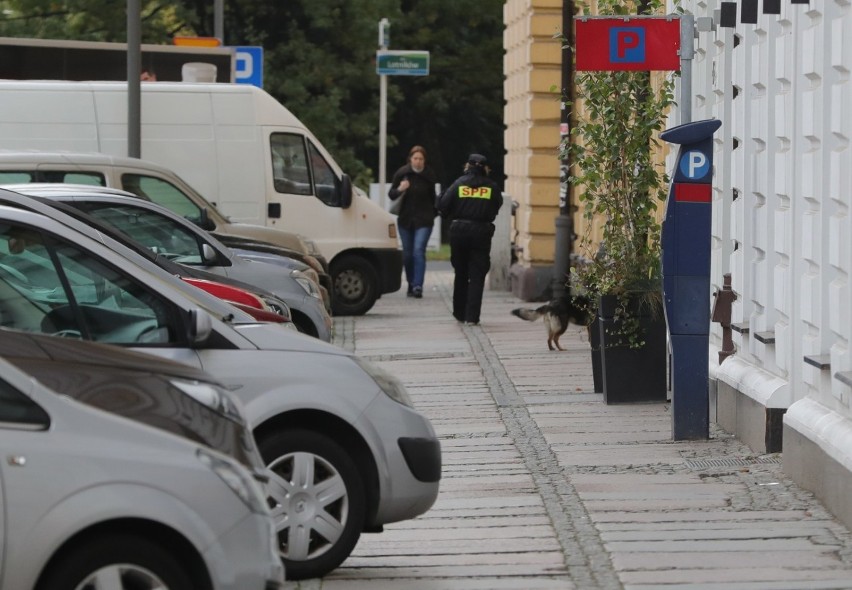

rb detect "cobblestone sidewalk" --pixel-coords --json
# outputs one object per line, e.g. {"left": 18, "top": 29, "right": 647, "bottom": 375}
{"left": 289, "top": 268, "right": 852, "bottom": 590}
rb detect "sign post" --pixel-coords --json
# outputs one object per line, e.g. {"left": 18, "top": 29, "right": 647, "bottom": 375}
{"left": 376, "top": 18, "right": 429, "bottom": 202}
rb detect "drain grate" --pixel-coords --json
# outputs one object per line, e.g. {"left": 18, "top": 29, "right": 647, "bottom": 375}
{"left": 685, "top": 456, "right": 782, "bottom": 470}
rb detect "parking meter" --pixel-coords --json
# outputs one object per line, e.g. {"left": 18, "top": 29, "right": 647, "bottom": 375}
{"left": 660, "top": 118, "right": 722, "bottom": 440}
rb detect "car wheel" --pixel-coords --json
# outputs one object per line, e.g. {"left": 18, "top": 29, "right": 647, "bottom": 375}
{"left": 330, "top": 254, "right": 378, "bottom": 316}
{"left": 36, "top": 533, "right": 195, "bottom": 590}
{"left": 260, "top": 429, "right": 366, "bottom": 580}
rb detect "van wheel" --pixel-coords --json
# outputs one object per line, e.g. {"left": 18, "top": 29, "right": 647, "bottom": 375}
{"left": 331, "top": 255, "right": 378, "bottom": 316}
{"left": 36, "top": 533, "right": 195, "bottom": 590}
{"left": 260, "top": 429, "right": 366, "bottom": 580}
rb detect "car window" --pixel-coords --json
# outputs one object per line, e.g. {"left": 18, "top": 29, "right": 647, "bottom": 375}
{"left": 75, "top": 203, "right": 206, "bottom": 265}
{"left": 0, "top": 172, "right": 35, "bottom": 183}
{"left": 0, "top": 377, "right": 49, "bottom": 428}
{"left": 122, "top": 174, "right": 202, "bottom": 221}
{"left": 0, "top": 222, "right": 177, "bottom": 345}
{"left": 271, "top": 133, "right": 312, "bottom": 196}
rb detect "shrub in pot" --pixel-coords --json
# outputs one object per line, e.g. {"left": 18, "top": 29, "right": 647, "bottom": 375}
{"left": 561, "top": 0, "right": 675, "bottom": 403}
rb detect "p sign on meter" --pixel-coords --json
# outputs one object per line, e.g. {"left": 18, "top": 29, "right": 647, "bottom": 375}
{"left": 235, "top": 46, "right": 263, "bottom": 88}
{"left": 660, "top": 118, "right": 722, "bottom": 441}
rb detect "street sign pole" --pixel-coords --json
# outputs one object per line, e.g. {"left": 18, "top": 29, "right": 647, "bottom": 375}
{"left": 378, "top": 18, "right": 390, "bottom": 205}
{"left": 379, "top": 72, "right": 388, "bottom": 203}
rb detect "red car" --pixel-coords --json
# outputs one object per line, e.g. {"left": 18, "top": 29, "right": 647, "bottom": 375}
{"left": 181, "top": 277, "right": 290, "bottom": 325}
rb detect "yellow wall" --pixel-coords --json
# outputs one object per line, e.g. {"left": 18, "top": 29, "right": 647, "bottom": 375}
{"left": 504, "top": 0, "right": 563, "bottom": 267}
{"left": 504, "top": 0, "right": 670, "bottom": 277}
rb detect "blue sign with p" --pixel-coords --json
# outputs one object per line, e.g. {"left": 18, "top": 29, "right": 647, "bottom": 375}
{"left": 610, "top": 27, "right": 645, "bottom": 63}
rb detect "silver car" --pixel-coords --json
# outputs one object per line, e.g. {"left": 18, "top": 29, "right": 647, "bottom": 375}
{"left": 0, "top": 355, "right": 284, "bottom": 590}
{"left": 0, "top": 190, "right": 441, "bottom": 580}
{"left": 1, "top": 183, "right": 332, "bottom": 340}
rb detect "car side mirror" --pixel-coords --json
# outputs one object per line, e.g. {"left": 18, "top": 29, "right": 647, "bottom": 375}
{"left": 188, "top": 307, "right": 212, "bottom": 344}
{"left": 339, "top": 174, "right": 353, "bottom": 209}
{"left": 201, "top": 243, "right": 218, "bottom": 265}
{"left": 198, "top": 207, "right": 216, "bottom": 231}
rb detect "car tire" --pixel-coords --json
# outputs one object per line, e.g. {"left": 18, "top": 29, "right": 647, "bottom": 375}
{"left": 259, "top": 428, "right": 366, "bottom": 580}
{"left": 36, "top": 533, "right": 195, "bottom": 590}
{"left": 330, "top": 254, "right": 378, "bottom": 316}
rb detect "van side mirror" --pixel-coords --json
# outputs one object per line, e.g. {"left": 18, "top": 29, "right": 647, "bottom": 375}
{"left": 340, "top": 174, "right": 353, "bottom": 209}
{"left": 187, "top": 308, "right": 212, "bottom": 344}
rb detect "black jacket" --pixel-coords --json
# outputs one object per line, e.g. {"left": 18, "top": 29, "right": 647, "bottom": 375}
{"left": 436, "top": 169, "right": 503, "bottom": 225}
{"left": 388, "top": 164, "right": 438, "bottom": 229}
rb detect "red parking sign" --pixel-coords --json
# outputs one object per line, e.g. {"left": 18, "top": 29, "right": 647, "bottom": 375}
{"left": 575, "top": 17, "right": 681, "bottom": 71}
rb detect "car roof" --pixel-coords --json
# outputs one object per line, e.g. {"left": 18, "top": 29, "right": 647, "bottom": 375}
{"left": 0, "top": 182, "right": 144, "bottom": 200}
{"left": 0, "top": 149, "right": 178, "bottom": 176}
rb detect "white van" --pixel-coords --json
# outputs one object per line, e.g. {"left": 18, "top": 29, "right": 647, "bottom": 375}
{"left": 0, "top": 80, "right": 403, "bottom": 315}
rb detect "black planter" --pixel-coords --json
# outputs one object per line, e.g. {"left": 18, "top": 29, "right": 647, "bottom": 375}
{"left": 589, "top": 317, "right": 604, "bottom": 393}
{"left": 597, "top": 294, "right": 668, "bottom": 404}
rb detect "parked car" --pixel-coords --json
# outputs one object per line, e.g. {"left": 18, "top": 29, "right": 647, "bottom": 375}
{"left": 180, "top": 277, "right": 293, "bottom": 326}
{"left": 2, "top": 183, "right": 332, "bottom": 340}
{"left": 0, "top": 189, "right": 441, "bottom": 580}
{"left": 26, "top": 194, "right": 295, "bottom": 323}
{"left": 0, "top": 148, "right": 331, "bottom": 283}
{"left": 0, "top": 328, "right": 266, "bottom": 472}
{"left": 0, "top": 354, "right": 284, "bottom": 590}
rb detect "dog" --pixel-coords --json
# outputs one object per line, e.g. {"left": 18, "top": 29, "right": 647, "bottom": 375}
{"left": 511, "top": 295, "right": 594, "bottom": 351}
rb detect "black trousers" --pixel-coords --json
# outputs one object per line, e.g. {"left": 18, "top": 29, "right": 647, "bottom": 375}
{"left": 449, "top": 229, "right": 492, "bottom": 324}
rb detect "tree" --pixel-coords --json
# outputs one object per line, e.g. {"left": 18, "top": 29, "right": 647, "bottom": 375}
{"left": 384, "top": 0, "right": 505, "bottom": 190}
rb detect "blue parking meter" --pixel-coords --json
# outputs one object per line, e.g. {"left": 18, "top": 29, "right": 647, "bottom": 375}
{"left": 660, "top": 119, "right": 722, "bottom": 440}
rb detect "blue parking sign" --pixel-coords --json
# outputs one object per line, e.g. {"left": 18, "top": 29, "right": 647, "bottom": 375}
{"left": 235, "top": 46, "right": 263, "bottom": 88}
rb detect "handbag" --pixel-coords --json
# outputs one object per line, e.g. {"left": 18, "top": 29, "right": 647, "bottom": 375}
{"left": 389, "top": 191, "right": 405, "bottom": 215}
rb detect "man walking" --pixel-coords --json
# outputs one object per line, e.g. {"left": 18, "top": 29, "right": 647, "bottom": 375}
{"left": 436, "top": 154, "right": 503, "bottom": 325}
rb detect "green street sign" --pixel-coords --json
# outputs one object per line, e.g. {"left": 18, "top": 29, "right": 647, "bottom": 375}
{"left": 376, "top": 50, "right": 430, "bottom": 76}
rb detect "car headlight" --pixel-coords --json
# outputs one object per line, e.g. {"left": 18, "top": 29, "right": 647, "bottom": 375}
{"left": 262, "top": 296, "right": 292, "bottom": 319}
{"left": 171, "top": 379, "right": 244, "bottom": 423}
{"left": 197, "top": 449, "right": 269, "bottom": 515}
{"left": 351, "top": 357, "right": 414, "bottom": 408}
{"left": 290, "top": 269, "right": 321, "bottom": 299}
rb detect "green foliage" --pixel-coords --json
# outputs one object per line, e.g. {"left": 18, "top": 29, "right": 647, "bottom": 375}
{"left": 562, "top": 0, "right": 675, "bottom": 348}
{"left": 0, "top": 1, "right": 194, "bottom": 42}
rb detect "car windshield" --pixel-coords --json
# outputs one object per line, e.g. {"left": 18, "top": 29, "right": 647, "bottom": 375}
{"left": 0, "top": 222, "right": 175, "bottom": 345}
{"left": 75, "top": 203, "right": 205, "bottom": 265}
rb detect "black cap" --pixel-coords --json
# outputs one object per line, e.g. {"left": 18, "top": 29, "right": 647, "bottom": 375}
{"left": 467, "top": 153, "right": 487, "bottom": 167}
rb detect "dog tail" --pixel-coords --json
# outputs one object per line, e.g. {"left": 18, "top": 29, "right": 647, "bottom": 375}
{"left": 511, "top": 307, "right": 543, "bottom": 322}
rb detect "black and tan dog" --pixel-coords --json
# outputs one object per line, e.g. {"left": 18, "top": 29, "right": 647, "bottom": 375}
{"left": 511, "top": 295, "right": 593, "bottom": 351}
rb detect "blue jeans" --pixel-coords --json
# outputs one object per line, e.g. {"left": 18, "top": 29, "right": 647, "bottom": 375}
{"left": 398, "top": 225, "right": 433, "bottom": 291}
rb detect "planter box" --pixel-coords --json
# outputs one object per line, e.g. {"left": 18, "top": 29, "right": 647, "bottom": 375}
{"left": 597, "top": 294, "right": 668, "bottom": 404}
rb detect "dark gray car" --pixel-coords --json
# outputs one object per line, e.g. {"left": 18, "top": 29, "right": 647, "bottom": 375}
{"left": 0, "top": 328, "right": 264, "bottom": 473}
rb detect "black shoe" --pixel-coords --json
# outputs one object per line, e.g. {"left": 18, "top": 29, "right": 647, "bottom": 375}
{"left": 412, "top": 286, "right": 423, "bottom": 299}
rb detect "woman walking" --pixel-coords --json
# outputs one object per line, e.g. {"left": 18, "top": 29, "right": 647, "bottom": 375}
{"left": 388, "top": 145, "right": 438, "bottom": 298}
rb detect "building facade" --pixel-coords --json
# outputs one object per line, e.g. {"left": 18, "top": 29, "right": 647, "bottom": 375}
{"left": 505, "top": 0, "right": 852, "bottom": 528}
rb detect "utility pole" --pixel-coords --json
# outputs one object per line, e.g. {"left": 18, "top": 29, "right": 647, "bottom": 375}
{"left": 378, "top": 18, "right": 390, "bottom": 201}
{"left": 127, "top": 0, "right": 141, "bottom": 158}
{"left": 552, "top": 0, "right": 575, "bottom": 299}
{"left": 214, "top": 0, "right": 224, "bottom": 43}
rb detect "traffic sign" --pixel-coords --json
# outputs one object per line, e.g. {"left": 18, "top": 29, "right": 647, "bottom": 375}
{"left": 575, "top": 17, "right": 680, "bottom": 71}
{"left": 235, "top": 46, "right": 263, "bottom": 88}
{"left": 376, "top": 50, "right": 430, "bottom": 76}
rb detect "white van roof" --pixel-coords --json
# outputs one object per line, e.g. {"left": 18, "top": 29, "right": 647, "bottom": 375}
{"left": 0, "top": 80, "right": 305, "bottom": 128}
